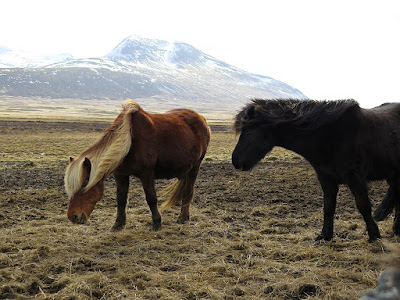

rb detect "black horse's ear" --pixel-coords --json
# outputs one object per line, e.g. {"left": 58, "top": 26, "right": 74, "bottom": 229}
{"left": 69, "top": 157, "right": 74, "bottom": 163}
{"left": 243, "top": 105, "right": 256, "bottom": 120}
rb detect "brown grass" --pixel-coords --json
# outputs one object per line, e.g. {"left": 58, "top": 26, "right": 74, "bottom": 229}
{"left": 0, "top": 118, "right": 398, "bottom": 299}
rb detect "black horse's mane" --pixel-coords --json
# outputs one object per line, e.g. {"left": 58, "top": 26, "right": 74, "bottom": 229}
{"left": 234, "top": 99, "right": 360, "bottom": 132}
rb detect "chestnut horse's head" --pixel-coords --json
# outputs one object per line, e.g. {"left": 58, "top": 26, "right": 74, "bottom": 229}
{"left": 65, "top": 157, "right": 105, "bottom": 224}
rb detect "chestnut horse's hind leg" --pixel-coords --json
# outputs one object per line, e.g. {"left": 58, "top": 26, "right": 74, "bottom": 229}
{"left": 111, "top": 174, "right": 130, "bottom": 231}
{"left": 140, "top": 174, "right": 162, "bottom": 231}
{"left": 177, "top": 165, "right": 200, "bottom": 224}
{"left": 348, "top": 174, "right": 381, "bottom": 242}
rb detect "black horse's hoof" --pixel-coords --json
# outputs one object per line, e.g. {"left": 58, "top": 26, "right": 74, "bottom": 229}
{"left": 315, "top": 233, "right": 332, "bottom": 242}
{"left": 111, "top": 223, "right": 125, "bottom": 232}
{"left": 152, "top": 222, "right": 161, "bottom": 231}
{"left": 367, "top": 229, "right": 381, "bottom": 243}
{"left": 393, "top": 227, "right": 400, "bottom": 236}
{"left": 368, "top": 236, "right": 381, "bottom": 243}
{"left": 367, "top": 224, "right": 381, "bottom": 243}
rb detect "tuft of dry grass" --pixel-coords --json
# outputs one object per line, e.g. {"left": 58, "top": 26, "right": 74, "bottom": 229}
{"left": 0, "top": 118, "right": 398, "bottom": 299}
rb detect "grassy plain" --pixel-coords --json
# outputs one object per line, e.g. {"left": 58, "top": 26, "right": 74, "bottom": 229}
{"left": 0, "top": 116, "right": 399, "bottom": 299}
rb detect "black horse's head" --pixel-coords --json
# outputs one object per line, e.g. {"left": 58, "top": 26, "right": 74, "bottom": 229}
{"left": 232, "top": 102, "right": 276, "bottom": 170}
{"left": 232, "top": 99, "right": 300, "bottom": 171}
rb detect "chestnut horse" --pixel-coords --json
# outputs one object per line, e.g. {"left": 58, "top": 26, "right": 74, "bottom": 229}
{"left": 233, "top": 99, "right": 400, "bottom": 243}
{"left": 65, "top": 100, "right": 210, "bottom": 231}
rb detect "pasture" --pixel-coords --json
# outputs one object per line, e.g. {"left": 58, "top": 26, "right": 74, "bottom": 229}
{"left": 0, "top": 117, "right": 398, "bottom": 299}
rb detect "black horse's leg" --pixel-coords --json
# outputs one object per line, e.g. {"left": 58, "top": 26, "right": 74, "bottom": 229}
{"left": 111, "top": 174, "right": 130, "bottom": 231}
{"left": 140, "top": 174, "right": 162, "bottom": 231}
{"left": 348, "top": 174, "right": 381, "bottom": 242}
{"left": 391, "top": 178, "right": 400, "bottom": 235}
{"left": 316, "top": 179, "right": 338, "bottom": 241}
{"left": 393, "top": 205, "right": 400, "bottom": 236}
{"left": 177, "top": 165, "right": 200, "bottom": 224}
{"left": 373, "top": 182, "right": 395, "bottom": 221}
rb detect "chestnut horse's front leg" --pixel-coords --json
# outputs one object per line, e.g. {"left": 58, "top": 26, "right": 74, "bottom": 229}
{"left": 111, "top": 174, "right": 130, "bottom": 231}
{"left": 140, "top": 174, "right": 162, "bottom": 231}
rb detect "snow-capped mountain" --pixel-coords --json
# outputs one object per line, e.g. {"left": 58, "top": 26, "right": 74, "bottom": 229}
{"left": 0, "top": 36, "right": 306, "bottom": 111}
{"left": 105, "top": 36, "right": 222, "bottom": 68}
{"left": 0, "top": 46, "right": 72, "bottom": 68}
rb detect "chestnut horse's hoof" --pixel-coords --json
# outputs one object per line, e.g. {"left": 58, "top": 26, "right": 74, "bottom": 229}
{"left": 177, "top": 215, "right": 189, "bottom": 224}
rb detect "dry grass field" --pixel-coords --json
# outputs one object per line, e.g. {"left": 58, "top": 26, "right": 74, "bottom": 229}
{"left": 0, "top": 116, "right": 399, "bottom": 299}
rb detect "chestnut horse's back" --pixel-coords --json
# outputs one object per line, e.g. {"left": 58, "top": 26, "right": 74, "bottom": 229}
{"left": 134, "top": 108, "right": 210, "bottom": 176}
{"left": 167, "top": 108, "right": 210, "bottom": 158}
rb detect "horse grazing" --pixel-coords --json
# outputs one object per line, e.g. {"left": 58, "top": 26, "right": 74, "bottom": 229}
{"left": 232, "top": 99, "right": 400, "bottom": 242}
{"left": 65, "top": 100, "right": 210, "bottom": 231}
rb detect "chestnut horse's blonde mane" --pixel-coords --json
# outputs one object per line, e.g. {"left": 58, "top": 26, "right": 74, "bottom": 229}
{"left": 64, "top": 100, "right": 140, "bottom": 197}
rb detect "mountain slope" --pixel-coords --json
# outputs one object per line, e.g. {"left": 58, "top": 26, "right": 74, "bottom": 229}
{"left": 0, "top": 46, "right": 72, "bottom": 68}
{"left": 0, "top": 36, "right": 306, "bottom": 110}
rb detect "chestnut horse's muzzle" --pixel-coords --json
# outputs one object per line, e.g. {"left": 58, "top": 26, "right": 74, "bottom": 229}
{"left": 71, "top": 213, "right": 87, "bottom": 224}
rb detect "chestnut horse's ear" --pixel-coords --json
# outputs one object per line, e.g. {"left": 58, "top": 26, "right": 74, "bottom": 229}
{"left": 83, "top": 157, "right": 92, "bottom": 174}
{"left": 81, "top": 157, "right": 92, "bottom": 186}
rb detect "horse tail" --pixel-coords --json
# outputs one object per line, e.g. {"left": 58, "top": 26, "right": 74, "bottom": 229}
{"left": 160, "top": 177, "right": 190, "bottom": 210}
{"left": 373, "top": 185, "right": 395, "bottom": 221}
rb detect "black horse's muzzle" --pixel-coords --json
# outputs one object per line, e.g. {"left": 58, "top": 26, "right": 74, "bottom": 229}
{"left": 232, "top": 151, "right": 253, "bottom": 171}
{"left": 233, "top": 161, "right": 253, "bottom": 171}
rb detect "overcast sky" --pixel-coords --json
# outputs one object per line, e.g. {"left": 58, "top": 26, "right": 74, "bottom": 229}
{"left": 1, "top": 0, "right": 400, "bottom": 108}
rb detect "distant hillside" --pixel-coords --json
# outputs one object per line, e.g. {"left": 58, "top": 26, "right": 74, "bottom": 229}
{"left": 0, "top": 46, "right": 72, "bottom": 68}
{"left": 0, "top": 36, "right": 306, "bottom": 110}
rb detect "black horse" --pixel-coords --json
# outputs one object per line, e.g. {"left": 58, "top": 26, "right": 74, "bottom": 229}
{"left": 232, "top": 99, "right": 400, "bottom": 242}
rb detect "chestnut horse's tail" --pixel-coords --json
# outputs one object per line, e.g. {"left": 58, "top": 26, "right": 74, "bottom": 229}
{"left": 160, "top": 177, "right": 192, "bottom": 209}
{"left": 374, "top": 185, "right": 395, "bottom": 221}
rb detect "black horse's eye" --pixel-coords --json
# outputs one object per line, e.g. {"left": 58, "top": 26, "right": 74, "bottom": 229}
{"left": 240, "top": 126, "right": 252, "bottom": 135}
